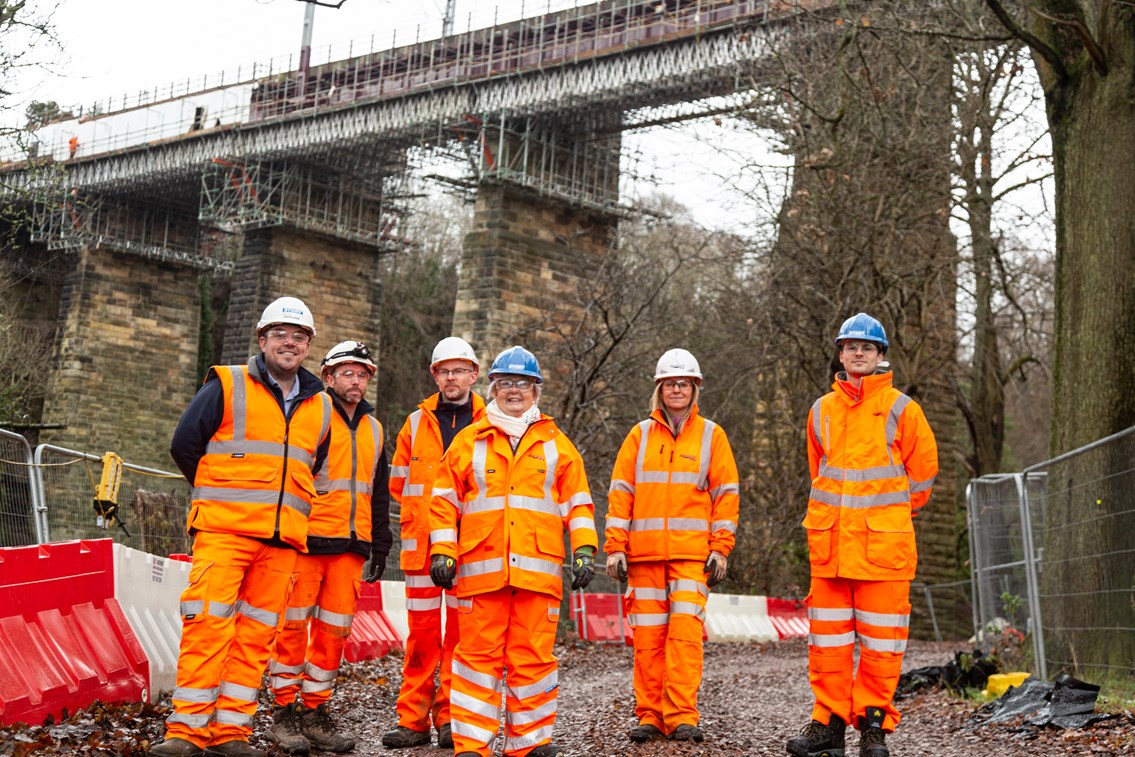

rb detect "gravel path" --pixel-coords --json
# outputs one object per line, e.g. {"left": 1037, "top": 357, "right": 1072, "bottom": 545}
{"left": 4, "top": 638, "right": 1132, "bottom": 755}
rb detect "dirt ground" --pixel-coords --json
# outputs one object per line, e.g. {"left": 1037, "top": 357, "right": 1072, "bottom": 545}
{"left": 3, "top": 638, "right": 1132, "bottom": 756}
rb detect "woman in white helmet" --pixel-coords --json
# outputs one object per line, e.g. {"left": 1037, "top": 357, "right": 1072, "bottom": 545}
{"left": 603, "top": 348, "right": 740, "bottom": 745}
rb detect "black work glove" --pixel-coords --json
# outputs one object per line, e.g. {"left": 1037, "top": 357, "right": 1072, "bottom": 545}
{"left": 704, "top": 550, "right": 727, "bottom": 588}
{"left": 571, "top": 551, "right": 596, "bottom": 590}
{"left": 430, "top": 554, "right": 457, "bottom": 590}
{"left": 364, "top": 558, "right": 385, "bottom": 583}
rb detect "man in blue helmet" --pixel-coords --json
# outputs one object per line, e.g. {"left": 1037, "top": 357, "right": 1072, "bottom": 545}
{"left": 787, "top": 313, "right": 938, "bottom": 757}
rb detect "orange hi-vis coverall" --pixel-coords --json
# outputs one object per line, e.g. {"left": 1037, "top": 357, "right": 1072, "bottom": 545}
{"left": 604, "top": 405, "right": 739, "bottom": 734}
{"left": 271, "top": 391, "right": 390, "bottom": 709}
{"left": 390, "top": 392, "right": 486, "bottom": 733}
{"left": 429, "top": 415, "right": 597, "bottom": 757}
{"left": 167, "top": 356, "right": 331, "bottom": 748}
{"left": 804, "top": 369, "right": 937, "bottom": 733}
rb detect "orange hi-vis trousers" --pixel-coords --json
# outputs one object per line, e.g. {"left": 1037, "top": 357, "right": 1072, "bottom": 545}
{"left": 449, "top": 587, "right": 560, "bottom": 757}
{"left": 807, "top": 576, "right": 911, "bottom": 732}
{"left": 270, "top": 551, "right": 365, "bottom": 708}
{"left": 625, "top": 560, "right": 708, "bottom": 734}
{"left": 165, "top": 531, "right": 296, "bottom": 748}
{"left": 394, "top": 568, "right": 460, "bottom": 732}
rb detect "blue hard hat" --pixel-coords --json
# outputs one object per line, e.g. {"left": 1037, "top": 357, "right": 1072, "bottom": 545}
{"left": 835, "top": 313, "right": 888, "bottom": 351}
{"left": 489, "top": 345, "right": 543, "bottom": 383}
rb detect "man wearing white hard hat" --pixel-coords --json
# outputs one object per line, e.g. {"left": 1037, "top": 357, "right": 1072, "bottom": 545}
{"left": 267, "top": 340, "right": 391, "bottom": 755}
{"left": 156, "top": 297, "right": 332, "bottom": 757}
{"left": 604, "top": 348, "right": 740, "bottom": 746}
{"left": 382, "top": 336, "right": 486, "bottom": 750}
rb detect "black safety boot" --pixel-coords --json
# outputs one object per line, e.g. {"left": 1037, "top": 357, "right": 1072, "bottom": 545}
{"left": 786, "top": 714, "right": 846, "bottom": 757}
{"left": 301, "top": 704, "right": 355, "bottom": 753}
{"left": 628, "top": 723, "right": 663, "bottom": 743}
{"left": 527, "top": 744, "right": 564, "bottom": 757}
{"left": 858, "top": 707, "right": 889, "bottom": 757}
{"left": 203, "top": 741, "right": 266, "bottom": 757}
{"left": 380, "top": 725, "right": 432, "bottom": 748}
{"left": 436, "top": 722, "right": 453, "bottom": 748}
{"left": 670, "top": 724, "right": 705, "bottom": 742}
{"left": 267, "top": 702, "right": 310, "bottom": 755}
{"left": 149, "top": 738, "right": 204, "bottom": 756}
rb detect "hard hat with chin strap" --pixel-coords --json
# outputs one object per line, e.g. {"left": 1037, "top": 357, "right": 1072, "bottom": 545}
{"left": 431, "top": 336, "right": 479, "bottom": 369}
{"left": 655, "top": 348, "right": 703, "bottom": 382}
{"left": 322, "top": 340, "right": 376, "bottom": 375}
{"left": 835, "top": 312, "right": 888, "bottom": 352}
{"left": 257, "top": 296, "right": 316, "bottom": 336}
{"left": 489, "top": 345, "right": 542, "bottom": 382}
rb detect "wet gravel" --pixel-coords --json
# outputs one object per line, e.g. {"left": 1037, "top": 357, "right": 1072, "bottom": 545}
{"left": 3, "top": 638, "right": 1132, "bottom": 755}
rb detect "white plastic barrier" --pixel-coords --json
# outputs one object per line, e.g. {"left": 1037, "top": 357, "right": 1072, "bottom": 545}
{"left": 380, "top": 579, "right": 408, "bottom": 642}
{"left": 705, "top": 593, "right": 779, "bottom": 643}
{"left": 112, "top": 544, "right": 191, "bottom": 701}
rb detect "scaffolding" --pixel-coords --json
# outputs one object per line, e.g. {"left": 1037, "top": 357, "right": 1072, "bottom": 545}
{"left": 3, "top": 0, "right": 819, "bottom": 261}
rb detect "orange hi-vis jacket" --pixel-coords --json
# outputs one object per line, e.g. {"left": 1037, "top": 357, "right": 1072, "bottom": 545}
{"left": 391, "top": 393, "right": 487, "bottom": 571}
{"left": 310, "top": 401, "right": 384, "bottom": 545}
{"left": 428, "top": 415, "right": 598, "bottom": 600}
{"left": 605, "top": 406, "right": 740, "bottom": 562}
{"left": 188, "top": 364, "right": 332, "bottom": 551}
{"left": 805, "top": 370, "right": 938, "bottom": 582}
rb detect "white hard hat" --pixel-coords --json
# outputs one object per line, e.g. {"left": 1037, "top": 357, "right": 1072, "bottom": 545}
{"left": 322, "top": 340, "right": 376, "bottom": 375}
{"left": 654, "top": 348, "right": 703, "bottom": 382}
{"left": 257, "top": 296, "right": 316, "bottom": 336}
{"left": 431, "top": 336, "right": 479, "bottom": 369}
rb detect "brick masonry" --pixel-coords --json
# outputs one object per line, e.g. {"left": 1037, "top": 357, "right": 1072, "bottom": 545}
{"left": 39, "top": 247, "right": 200, "bottom": 472}
{"left": 454, "top": 183, "right": 617, "bottom": 396}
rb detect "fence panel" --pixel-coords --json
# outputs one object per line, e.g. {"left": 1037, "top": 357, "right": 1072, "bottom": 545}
{"left": 968, "top": 426, "right": 1135, "bottom": 687}
{"left": 33, "top": 444, "right": 193, "bottom": 556}
{"left": 0, "top": 428, "right": 40, "bottom": 547}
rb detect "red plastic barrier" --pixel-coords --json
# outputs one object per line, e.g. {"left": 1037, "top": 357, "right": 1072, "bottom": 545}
{"left": 767, "top": 597, "right": 809, "bottom": 639}
{"left": 0, "top": 539, "right": 148, "bottom": 726}
{"left": 344, "top": 581, "right": 403, "bottom": 662}
{"left": 570, "top": 592, "right": 631, "bottom": 644}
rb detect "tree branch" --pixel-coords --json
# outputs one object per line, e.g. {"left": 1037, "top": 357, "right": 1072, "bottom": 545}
{"left": 983, "top": 0, "right": 1068, "bottom": 83}
{"left": 1032, "top": 7, "right": 1109, "bottom": 75}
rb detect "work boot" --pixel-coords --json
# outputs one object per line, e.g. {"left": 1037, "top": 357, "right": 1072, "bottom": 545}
{"left": 380, "top": 726, "right": 432, "bottom": 748}
{"left": 268, "top": 703, "right": 310, "bottom": 755}
{"left": 670, "top": 724, "right": 705, "bottom": 742}
{"left": 628, "top": 723, "right": 663, "bottom": 743}
{"left": 203, "top": 741, "right": 266, "bottom": 757}
{"left": 527, "top": 744, "right": 564, "bottom": 757}
{"left": 436, "top": 722, "right": 453, "bottom": 748}
{"left": 301, "top": 704, "right": 355, "bottom": 753}
{"left": 149, "top": 738, "right": 204, "bottom": 756}
{"left": 786, "top": 714, "right": 846, "bottom": 757}
{"left": 858, "top": 707, "right": 888, "bottom": 757}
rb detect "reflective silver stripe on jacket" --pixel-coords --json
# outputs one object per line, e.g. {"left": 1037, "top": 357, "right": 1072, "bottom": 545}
{"left": 809, "top": 489, "right": 911, "bottom": 509}
{"left": 508, "top": 553, "right": 562, "bottom": 578}
{"left": 206, "top": 439, "right": 314, "bottom": 469}
{"left": 191, "top": 486, "right": 312, "bottom": 519}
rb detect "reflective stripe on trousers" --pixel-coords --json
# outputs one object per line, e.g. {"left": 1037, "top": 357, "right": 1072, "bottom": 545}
{"left": 450, "top": 587, "right": 559, "bottom": 756}
{"left": 270, "top": 551, "right": 364, "bottom": 709}
{"left": 807, "top": 576, "right": 911, "bottom": 732}
{"left": 165, "top": 532, "right": 296, "bottom": 749}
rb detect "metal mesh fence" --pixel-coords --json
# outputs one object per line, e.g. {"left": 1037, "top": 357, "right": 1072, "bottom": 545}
{"left": 0, "top": 429, "right": 40, "bottom": 547}
{"left": 34, "top": 444, "right": 193, "bottom": 556}
{"left": 967, "top": 426, "right": 1135, "bottom": 686}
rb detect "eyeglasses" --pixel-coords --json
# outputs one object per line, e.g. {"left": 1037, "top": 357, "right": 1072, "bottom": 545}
{"left": 435, "top": 367, "right": 475, "bottom": 378}
{"left": 662, "top": 379, "right": 693, "bottom": 390}
{"left": 333, "top": 369, "right": 371, "bottom": 381}
{"left": 264, "top": 328, "right": 311, "bottom": 345}
{"left": 841, "top": 342, "right": 879, "bottom": 355}
{"left": 495, "top": 378, "right": 535, "bottom": 391}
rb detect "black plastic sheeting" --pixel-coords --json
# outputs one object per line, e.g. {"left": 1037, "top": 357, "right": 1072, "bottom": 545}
{"left": 984, "top": 674, "right": 1112, "bottom": 729}
{"left": 896, "top": 649, "right": 1000, "bottom": 696}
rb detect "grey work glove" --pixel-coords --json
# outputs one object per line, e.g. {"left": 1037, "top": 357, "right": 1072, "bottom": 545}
{"left": 430, "top": 554, "right": 457, "bottom": 590}
{"left": 364, "top": 558, "right": 385, "bottom": 583}
{"left": 704, "top": 550, "right": 727, "bottom": 588}
{"left": 605, "top": 551, "right": 628, "bottom": 583}
{"left": 571, "top": 550, "right": 596, "bottom": 591}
